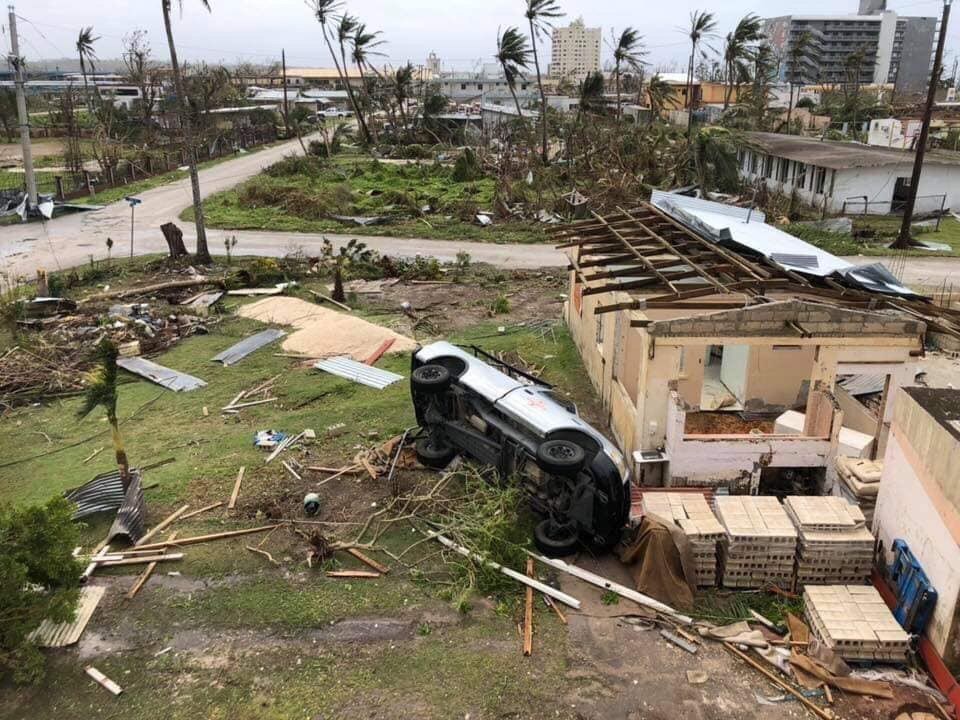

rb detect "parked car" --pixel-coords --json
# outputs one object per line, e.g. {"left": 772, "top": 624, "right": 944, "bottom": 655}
{"left": 309, "top": 109, "right": 353, "bottom": 123}
{"left": 410, "top": 341, "right": 630, "bottom": 556}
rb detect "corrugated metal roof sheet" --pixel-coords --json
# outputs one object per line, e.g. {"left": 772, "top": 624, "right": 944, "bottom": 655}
{"left": 314, "top": 357, "right": 404, "bottom": 389}
{"left": 117, "top": 357, "right": 207, "bottom": 391}
{"left": 28, "top": 585, "right": 105, "bottom": 647}
{"left": 65, "top": 470, "right": 146, "bottom": 543}
{"left": 839, "top": 374, "right": 887, "bottom": 397}
{"left": 211, "top": 329, "right": 286, "bottom": 366}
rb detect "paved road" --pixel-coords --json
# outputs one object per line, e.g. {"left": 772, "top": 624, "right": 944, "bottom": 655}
{"left": 2, "top": 137, "right": 959, "bottom": 290}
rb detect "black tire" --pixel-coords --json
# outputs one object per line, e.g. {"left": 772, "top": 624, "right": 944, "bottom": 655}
{"left": 534, "top": 519, "right": 580, "bottom": 557}
{"left": 536, "top": 439, "right": 586, "bottom": 476}
{"left": 412, "top": 364, "right": 451, "bottom": 395}
{"left": 415, "top": 436, "right": 457, "bottom": 468}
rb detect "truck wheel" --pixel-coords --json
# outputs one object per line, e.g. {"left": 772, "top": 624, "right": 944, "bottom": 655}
{"left": 536, "top": 439, "right": 585, "bottom": 476}
{"left": 534, "top": 519, "right": 580, "bottom": 557}
{"left": 415, "top": 436, "right": 456, "bottom": 468}
{"left": 412, "top": 364, "right": 451, "bottom": 395}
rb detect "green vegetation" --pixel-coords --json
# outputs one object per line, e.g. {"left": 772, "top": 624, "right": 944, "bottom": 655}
{"left": 783, "top": 217, "right": 960, "bottom": 258}
{"left": 192, "top": 157, "right": 547, "bottom": 244}
{"left": 693, "top": 588, "right": 804, "bottom": 626}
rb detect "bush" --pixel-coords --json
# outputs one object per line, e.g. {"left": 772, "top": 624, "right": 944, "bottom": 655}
{"left": 0, "top": 497, "right": 82, "bottom": 684}
{"left": 452, "top": 148, "right": 483, "bottom": 183}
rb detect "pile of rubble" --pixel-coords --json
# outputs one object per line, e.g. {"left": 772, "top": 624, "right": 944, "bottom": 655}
{"left": 642, "top": 492, "right": 723, "bottom": 587}
{"left": 714, "top": 496, "right": 797, "bottom": 589}
{"left": 785, "top": 496, "right": 875, "bottom": 587}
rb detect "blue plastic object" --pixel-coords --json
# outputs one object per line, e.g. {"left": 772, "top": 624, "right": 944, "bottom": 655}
{"left": 888, "top": 539, "right": 938, "bottom": 636}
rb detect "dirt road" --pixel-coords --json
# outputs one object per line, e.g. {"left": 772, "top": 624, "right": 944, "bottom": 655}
{"left": 2, "top": 137, "right": 959, "bottom": 290}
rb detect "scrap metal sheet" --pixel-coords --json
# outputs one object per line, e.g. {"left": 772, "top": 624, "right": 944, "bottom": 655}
{"left": 314, "top": 356, "right": 403, "bottom": 389}
{"left": 28, "top": 585, "right": 106, "bottom": 647}
{"left": 117, "top": 357, "right": 207, "bottom": 391}
{"left": 65, "top": 470, "right": 146, "bottom": 543}
{"left": 211, "top": 328, "right": 286, "bottom": 366}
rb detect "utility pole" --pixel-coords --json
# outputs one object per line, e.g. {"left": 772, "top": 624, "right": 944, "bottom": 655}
{"left": 281, "top": 48, "right": 290, "bottom": 134}
{"left": 894, "top": 0, "right": 952, "bottom": 249}
{"left": 8, "top": 5, "right": 37, "bottom": 209}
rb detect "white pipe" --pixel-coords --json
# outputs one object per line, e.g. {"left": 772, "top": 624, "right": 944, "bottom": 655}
{"left": 433, "top": 533, "right": 581, "bottom": 610}
{"left": 527, "top": 551, "right": 693, "bottom": 624}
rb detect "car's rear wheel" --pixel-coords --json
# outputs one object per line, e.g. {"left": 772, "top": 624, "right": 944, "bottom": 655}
{"left": 534, "top": 518, "right": 580, "bottom": 557}
{"left": 415, "top": 436, "right": 457, "bottom": 468}
{"left": 536, "top": 439, "right": 585, "bottom": 476}
{"left": 412, "top": 364, "right": 451, "bottom": 395}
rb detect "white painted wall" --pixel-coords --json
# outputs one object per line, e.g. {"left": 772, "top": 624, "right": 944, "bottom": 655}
{"left": 874, "top": 432, "right": 960, "bottom": 659}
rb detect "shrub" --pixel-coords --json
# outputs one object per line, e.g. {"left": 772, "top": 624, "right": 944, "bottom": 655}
{"left": 452, "top": 148, "right": 483, "bottom": 183}
{"left": 491, "top": 294, "right": 510, "bottom": 315}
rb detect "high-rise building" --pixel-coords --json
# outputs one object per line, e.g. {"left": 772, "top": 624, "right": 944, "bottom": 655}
{"left": 763, "top": 3, "right": 936, "bottom": 94}
{"left": 549, "top": 17, "right": 601, "bottom": 81}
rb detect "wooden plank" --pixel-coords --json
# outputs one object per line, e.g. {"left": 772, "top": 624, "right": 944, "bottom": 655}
{"left": 523, "top": 558, "right": 534, "bottom": 656}
{"left": 134, "top": 524, "right": 280, "bottom": 551}
{"left": 85, "top": 666, "right": 123, "bottom": 696}
{"left": 589, "top": 210, "right": 678, "bottom": 293}
{"left": 364, "top": 338, "right": 395, "bottom": 365}
{"left": 127, "top": 532, "right": 177, "bottom": 599}
{"left": 180, "top": 501, "right": 224, "bottom": 520}
{"left": 543, "top": 595, "right": 568, "bottom": 625}
{"left": 345, "top": 547, "right": 390, "bottom": 574}
{"left": 724, "top": 644, "right": 832, "bottom": 720}
{"left": 326, "top": 570, "right": 381, "bottom": 578}
{"left": 308, "top": 289, "right": 351, "bottom": 312}
{"left": 98, "top": 553, "right": 184, "bottom": 567}
{"left": 136, "top": 504, "right": 190, "bottom": 547}
{"left": 227, "top": 466, "right": 245, "bottom": 510}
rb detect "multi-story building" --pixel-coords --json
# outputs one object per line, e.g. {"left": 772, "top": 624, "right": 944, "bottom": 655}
{"left": 763, "top": 3, "right": 936, "bottom": 94}
{"left": 549, "top": 17, "right": 601, "bottom": 82}
{"left": 435, "top": 64, "right": 538, "bottom": 106}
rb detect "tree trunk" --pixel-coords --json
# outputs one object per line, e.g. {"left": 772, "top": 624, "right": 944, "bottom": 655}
{"left": 686, "top": 46, "right": 696, "bottom": 135}
{"left": 337, "top": 40, "right": 372, "bottom": 145}
{"left": 160, "top": 221, "right": 189, "bottom": 259}
{"left": 615, "top": 64, "right": 622, "bottom": 120}
{"left": 506, "top": 78, "right": 524, "bottom": 118}
{"left": 528, "top": 19, "right": 549, "bottom": 164}
{"left": 321, "top": 24, "right": 368, "bottom": 144}
{"left": 108, "top": 411, "right": 129, "bottom": 482}
{"left": 162, "top": 3, "right": 211, "bottom": 264}
{"left": 786, "top": 83, "right": 794, "bottom": 134}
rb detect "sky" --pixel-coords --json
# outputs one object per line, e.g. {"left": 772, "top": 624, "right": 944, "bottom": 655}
{"left": 9, "top": 0, "right": 959, "bottom": 74}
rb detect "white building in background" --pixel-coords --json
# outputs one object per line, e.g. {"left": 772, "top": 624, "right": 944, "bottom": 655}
{"left": 549, "top": 17, "right": 601, "bottom": 82}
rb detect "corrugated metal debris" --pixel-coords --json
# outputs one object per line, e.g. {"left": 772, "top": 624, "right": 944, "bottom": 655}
{"left": 839, "top": 374, "right": 887, "bottom": 397}
{"left": 211, "top": 329, "right": 286, "bottom": 366}
{"left": 65, "top": 470, "right": 146, "bottom": 543}
{"left": 28, "top": 585, "right": 106, "bottom": 647}
{"left": 314, "top": 356, "right": 404, "bottom": 389}
{"left": 117, "top": 357, "right": 207, "bottom": 391}
{"left": 181, "top": 291, "right": 224, "bottom": 309}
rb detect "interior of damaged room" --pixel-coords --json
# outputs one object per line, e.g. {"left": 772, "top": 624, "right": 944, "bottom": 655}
{"left": 4, "top": 195, "right": 960, "bottom": 720}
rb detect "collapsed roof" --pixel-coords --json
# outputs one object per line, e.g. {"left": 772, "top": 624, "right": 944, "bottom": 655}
{"left": 552, "top": 193, "right": 960, "bottom": 339}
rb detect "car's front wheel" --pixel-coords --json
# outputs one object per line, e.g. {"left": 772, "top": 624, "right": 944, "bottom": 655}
{"left": 536, "top": 439, "right": 586, "bottom": 476}
{"left": 534, "top": 518, "right": 579, "bottom": 557}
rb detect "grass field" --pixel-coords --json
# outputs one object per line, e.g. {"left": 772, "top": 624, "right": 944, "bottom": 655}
{"left": 784, "top": 217, "right": 960, "bottom": 257}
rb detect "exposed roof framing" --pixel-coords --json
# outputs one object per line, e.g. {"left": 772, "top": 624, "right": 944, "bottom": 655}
{"left": 552, "top": 201, "right": 960, "bottom": 339}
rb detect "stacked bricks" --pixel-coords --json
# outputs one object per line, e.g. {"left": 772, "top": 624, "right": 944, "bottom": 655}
{"left": 784, "top": 496, "right": 874, "bottom": 586}
{"left": 804, "top": 585, "right": 910, "bottom": 662}
{"left": 642, "top": 492, "right": 723, "bottom": 587}
{"left": 714, "top": 496, "right": 798, "bottom": 589}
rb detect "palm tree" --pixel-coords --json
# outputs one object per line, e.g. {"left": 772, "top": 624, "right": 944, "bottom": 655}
{"left": 524, "top": 0, "right": 564, "bottom": 163}
{"left": 392, "top": 63, "right": 415, "bottom": 132}
{"left": 785, "top": 31, "right": 812, "bottom": 134}
{"left": 334, "top": 14, "right": 373, "bottom": 144}
{"left": 308, "top": 0, "right": 369, "bottom": 143}
{"left": 611, "top": 27, "right": 646, "bottom": 120}
{"left": 161, "top": 0, "right": 212, "bottom": 264}
{"left": 495, "top": 27, "right": 532, "bottom": 117}
{"left": 689, "top": 126, "right": 742, "bottom": 194}
{"left": 646, "top": 74, "right": 678, "bottom": 125}
{"left": 350, "top": 21, "right": 385, "bottom": 142}
{"left": 722, "top": 14, "right": 764, "bottom": 110}
{"left": 76, "top": 27, "right": 100, "bottom": 113}
{"left": 78, "top": 340, "right": 129, "bottom": 481}
{"left": 685, "top": 10, "right": 717, "bottom": 134}
{"left": 576, "top": 71, "right": 605, "bottom": 119}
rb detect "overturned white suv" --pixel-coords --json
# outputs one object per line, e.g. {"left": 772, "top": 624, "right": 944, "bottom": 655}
{"left": 410, "top": 341, "right": 630, "bottom": 556}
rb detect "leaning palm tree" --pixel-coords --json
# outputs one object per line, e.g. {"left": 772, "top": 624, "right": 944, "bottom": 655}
{"left": 78, "top": 340, "right": 129, "bottom": 481}
{"left": 392, "top": 63, "right": 415, "bottom": 131}
{"left": 495, "top": 27, "right": 532, "bottom": 117}
{"left": 350, "top": 22, "right": 385, "bottom": 142}
{"left": 646, "top": 74, "right": 678, "bottom": 125}
{"left": 722, "top": 14, "right": 764, "bottom": 110}
{"left": 524, "top": 0, "right": 564, "bottom": 164}
{"left": 308, "top": 0, "right": 369, "bottom": 143}
{"left": 76, "top": 27, "right": 100, "bottom": 113}
{"left": 576, "top": 71, "right": 605, "bottom": 119}
{"left": 610, "top": 27, "right": 646, "bottom": 120}
{"left": 161, "top": 0, "right": 212, "bottom": 264}
{"left": 684, "top": 10, "right": 718, "bottom": 134}
{"left": 334, "top": 14, "right": 372, "bottom": 143}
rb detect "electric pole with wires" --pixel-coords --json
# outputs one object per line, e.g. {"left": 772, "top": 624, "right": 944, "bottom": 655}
{"left": 8, "top": 5, "right": 37, "bottom": 210}
{"left": 893, "top": 0, "right": 952, "bottom": 250}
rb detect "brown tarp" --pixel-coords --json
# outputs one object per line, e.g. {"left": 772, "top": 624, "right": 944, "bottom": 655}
{"left": 617, "top": 514, "right": 697, "bottom": 610}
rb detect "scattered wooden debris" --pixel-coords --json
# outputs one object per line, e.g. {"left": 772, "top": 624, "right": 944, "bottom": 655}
{"left": 127, "top": 532, "right": 178, "bottom": 599}
{"left": 543, "top": 595, "right": 568, "bottom": 625}
{"left": 523, "top": 558, "right": 534, "bottom": 657}
{"left": 660, "top": 629, "right": 698, "bottom": 654}
{"left": 246, "top": 545, "right": 280, "bottom": 567}
{"left": 85, "top": 666, "right": 123, "bottom": 696}
{"left": 326, "top": 570, "right": 381, "bottom": 579}
{"left": 228, "top": 467, "right": 245, "bottom": 510}
{"left": 344, "top": 547, "right": 390, "bottom": 574}
{"left": 98, "top": 553, "right": 184, "bottom": 567}
{"left": 221, "top": 397, "right": 277, "bottom": 411}
{"left": 180, "top": 501, "right": 224, "bottom": 520}
{"left": 136, "top": 504, "right": 190, "bottom": 547}
{"left": 82, "top": 447, "right": 104, "bottom": 464}
{"left": 364, "top": 338, "right": 395, "bottom": 365}
{"left": 265, "top": 431, "right": 306, "bottom": 464}
{"left": 134, "top": 524, "right": 281, "bottom": 551}
{"left": 308, "top": 289, "right": 351, "bottom": 312}
{"left": 281, "top": 460, "right": 302, "bottom": 481}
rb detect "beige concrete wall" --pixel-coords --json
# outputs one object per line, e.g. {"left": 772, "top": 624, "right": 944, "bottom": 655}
{"left": 677, "top": 345, "right": 706, "bottom": 408}
{"left": 894, "top": 392, "right": 960, "bottom": 513}
{"left": 743, "top": 345, "right": 815, "bottom": 410}
{"left": 835, "top": 385, "right": 879, "bottom": 436}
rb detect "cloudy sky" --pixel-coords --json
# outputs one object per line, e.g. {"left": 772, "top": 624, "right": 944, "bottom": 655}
{"left": 11, "top": 0, "right": 958, "bottom": 73}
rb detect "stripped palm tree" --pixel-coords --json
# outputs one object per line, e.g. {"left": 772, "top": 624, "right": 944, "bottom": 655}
{"left": 78, "top": 340, "right": 129, "bottom": 481}
{"left": 495, "top": 27, "right": 532, "bottom": 117}
{"left": 308, "top": 0, "right": 369, "bottom": 143}
{"left": 350, "top": 21, "right": 385, "bottom": 143}
{"left": 646, "top": 74, "right": 678, "bottom": 125}
{"left": 785, "top": 31, "right": 812, "bottom": 134}
{"left": 684, "top": 10, "right": 718, "bottom": 134}
{"left": 161, "top": 0, "right": 212, "bottom": 264}
{"left": 524, "top": 0, "right": 564, "bottom": 163}
{"left": 610, "top": 27, "right": 646, "bottom": 120}
{"left": 332, "top": 14, "right": 372, "bottom": 144}
{"left": 392, "top": 63, "right": 415, "bottom": 131}
{"left": 722, "top": 14, "right": 764, "bottom": 110}
{"left": 76, "top": 27, "right": 100, "bottom": 113}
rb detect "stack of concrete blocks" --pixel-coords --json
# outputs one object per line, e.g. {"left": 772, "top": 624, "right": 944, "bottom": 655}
{"left": 803, "top": 585, "right": 910, "bottom": 662}
{"left": 714, "top": 496, "right": 798, "bottom": 589}
{"left": 832, "top": 456, "right": 882, "bottom": 527}
{"left": 784, "top": 496, "right": 875, "bottom": 586}
{"left": 642, "top": 492, "right": 723, "bottom": 587}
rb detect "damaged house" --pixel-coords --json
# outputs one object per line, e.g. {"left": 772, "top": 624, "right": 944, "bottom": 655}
{"left": 554, "top": 192, "right": 960, "bottom": 494}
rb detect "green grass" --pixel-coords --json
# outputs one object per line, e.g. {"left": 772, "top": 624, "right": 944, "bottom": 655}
{"left": 784, "top": 217, "right": 960, "bottom": 257}
{"left": 191, "top": 158, "right": 547, "bottom": 245}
